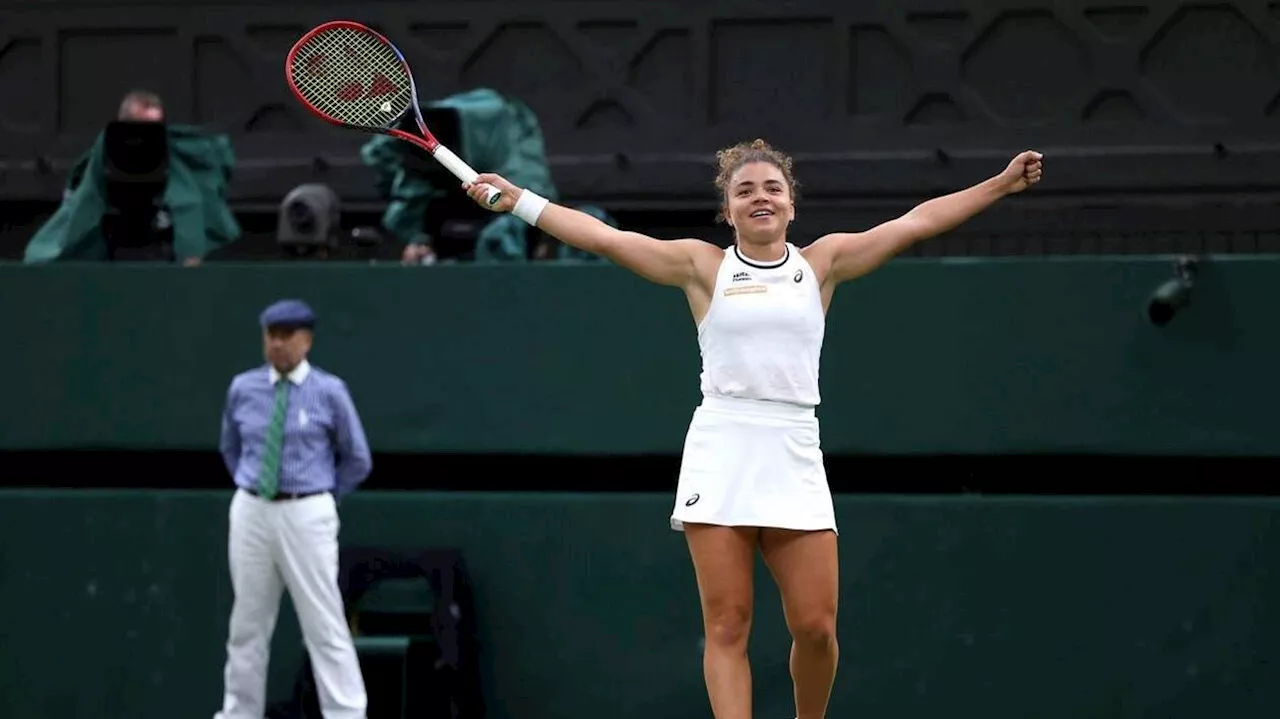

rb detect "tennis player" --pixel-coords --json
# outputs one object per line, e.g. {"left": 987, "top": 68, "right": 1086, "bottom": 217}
{"left": 463, "top": 140, "right": 1042, "bottom": 719}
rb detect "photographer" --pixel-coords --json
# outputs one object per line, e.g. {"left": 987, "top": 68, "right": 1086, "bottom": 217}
{"left": 23, "top": 89, "right": 240, "bottom": 264}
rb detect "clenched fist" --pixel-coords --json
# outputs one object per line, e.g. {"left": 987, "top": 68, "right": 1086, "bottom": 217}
{"left": 999, "top": 150, "right": 1043, "bottom": 194}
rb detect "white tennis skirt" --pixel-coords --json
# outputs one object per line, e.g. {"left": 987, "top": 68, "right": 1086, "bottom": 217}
{"left": 669, "top": 395, "right": 837, "bottom": 533}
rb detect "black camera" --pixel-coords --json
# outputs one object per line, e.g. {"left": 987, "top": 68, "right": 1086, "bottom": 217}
{"left": 101, "top": 120, "right": 173, "bottom": 261}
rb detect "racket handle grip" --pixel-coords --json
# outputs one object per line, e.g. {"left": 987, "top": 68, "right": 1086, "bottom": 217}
{"left": 433, "top": 145, "right": 503, "bottom": 207}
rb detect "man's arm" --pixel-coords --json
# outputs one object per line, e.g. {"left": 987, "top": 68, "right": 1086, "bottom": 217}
{"left": 330, "top": 379, "right": 373, "bottom": 499}
{"left": 218, "top": 380, "right": 241, "bottom": 478}
{"left": 805, "top": 151, "right": 1043, "bottom": 286}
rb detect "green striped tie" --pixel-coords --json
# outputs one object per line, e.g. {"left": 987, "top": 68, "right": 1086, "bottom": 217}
{"left": 256, "top": 379, "right": 290, "bottom": 499}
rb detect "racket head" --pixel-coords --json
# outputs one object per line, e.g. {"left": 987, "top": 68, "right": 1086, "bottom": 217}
{"left": 285, "top": 21, "right": 433, "bottom": 147}
{"left": 285, "top": 21, "right": 499, "bottom": 206}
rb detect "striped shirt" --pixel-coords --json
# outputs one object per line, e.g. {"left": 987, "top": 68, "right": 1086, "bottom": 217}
{"left": 219, "top": 360, "right": 372, "bottom": 498}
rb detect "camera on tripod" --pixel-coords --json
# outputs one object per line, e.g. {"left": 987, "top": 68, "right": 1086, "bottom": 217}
{"left": 101, "top": 120, "right": 173, "bottom": 261}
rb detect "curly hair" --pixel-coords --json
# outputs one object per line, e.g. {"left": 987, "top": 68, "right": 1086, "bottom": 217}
{"left": 713, "top": 138, "right": 799, "bottom": 224}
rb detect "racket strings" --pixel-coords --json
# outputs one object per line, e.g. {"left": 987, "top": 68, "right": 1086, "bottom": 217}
{"left": 290, "top": 26, "right": 412, "bottom": 129}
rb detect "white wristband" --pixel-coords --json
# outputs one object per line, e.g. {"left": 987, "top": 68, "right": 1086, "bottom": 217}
{"left": 512, "top": 189, "right": 549, "bottom": 226}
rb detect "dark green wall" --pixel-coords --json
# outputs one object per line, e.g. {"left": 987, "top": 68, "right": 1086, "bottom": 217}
{"left": 0, "top": 256, "right": 1274, "bottom": 455}
{"left": 0, "top": 490, "right": 1275, "bottom": 719}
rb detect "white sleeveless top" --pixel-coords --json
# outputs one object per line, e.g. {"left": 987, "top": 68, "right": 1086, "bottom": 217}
{"left": 696, "top": 242, "right": 825, "bottom": 408}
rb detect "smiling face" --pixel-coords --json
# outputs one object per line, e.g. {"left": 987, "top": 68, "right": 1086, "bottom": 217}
{"left": 723, "top": 161, "right": 796, "bottom": 246}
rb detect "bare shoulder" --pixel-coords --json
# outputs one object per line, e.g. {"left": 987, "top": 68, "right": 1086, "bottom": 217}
{"left": 799, "top": 232, "right": 857, "bottom": 277}
{"left": 800, "top": 232, "right": 862, "bottom": 258}
{"left": 673, "top": 238, "right": 727, "bottom": 286}
{"left": 672, "top": 237, "right": 727, "bottom": 261}
{"left": 662, "top": 239, "right": 725, "bottom": 323}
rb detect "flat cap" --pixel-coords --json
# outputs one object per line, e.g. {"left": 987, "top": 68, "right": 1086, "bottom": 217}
{"left": 259, "top": 299, "right": 316, "bottom": 329}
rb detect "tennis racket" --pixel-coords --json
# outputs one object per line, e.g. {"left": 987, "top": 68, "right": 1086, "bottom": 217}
{"left": 284, "top": 20, "right": 501, "bottom": 206}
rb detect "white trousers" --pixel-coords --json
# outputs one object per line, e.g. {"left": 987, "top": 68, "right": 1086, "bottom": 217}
{"left": 215, "top": 489, "right": 367, "bottom": 719}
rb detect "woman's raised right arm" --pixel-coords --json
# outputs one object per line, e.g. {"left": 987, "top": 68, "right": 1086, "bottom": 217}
{"left": 465, "top": 173, "right": 712, "bottom": 289}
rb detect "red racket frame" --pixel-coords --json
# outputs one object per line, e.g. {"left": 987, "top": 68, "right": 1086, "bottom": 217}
{"left": 284, "top": 20, "right": 501, "bottom": 205}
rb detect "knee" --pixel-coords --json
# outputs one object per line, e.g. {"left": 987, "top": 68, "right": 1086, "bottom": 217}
{"left": 789, "top": 612, "right": 836, "bottom": 648}
{"left": 228, "top": 621, "right": 272, "bottom": 650}
{"left": 703, "top": 603, "right": 752, "bottom": 649}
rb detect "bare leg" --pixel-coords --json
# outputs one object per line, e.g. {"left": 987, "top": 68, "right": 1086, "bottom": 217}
{"left": 685, "top": 523, "right": 759, "bottom": 719}
{"left": 760, "top": 528, "right": 839, "bottom": 719}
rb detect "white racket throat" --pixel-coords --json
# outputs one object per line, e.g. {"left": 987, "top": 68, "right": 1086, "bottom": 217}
{"left": 433, "top": 145, "right": 501, "bottom": 206}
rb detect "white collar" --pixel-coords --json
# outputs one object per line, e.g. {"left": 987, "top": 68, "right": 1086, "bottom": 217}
{"left": 269, "top": 360, "right": 311, "bottom": 386}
